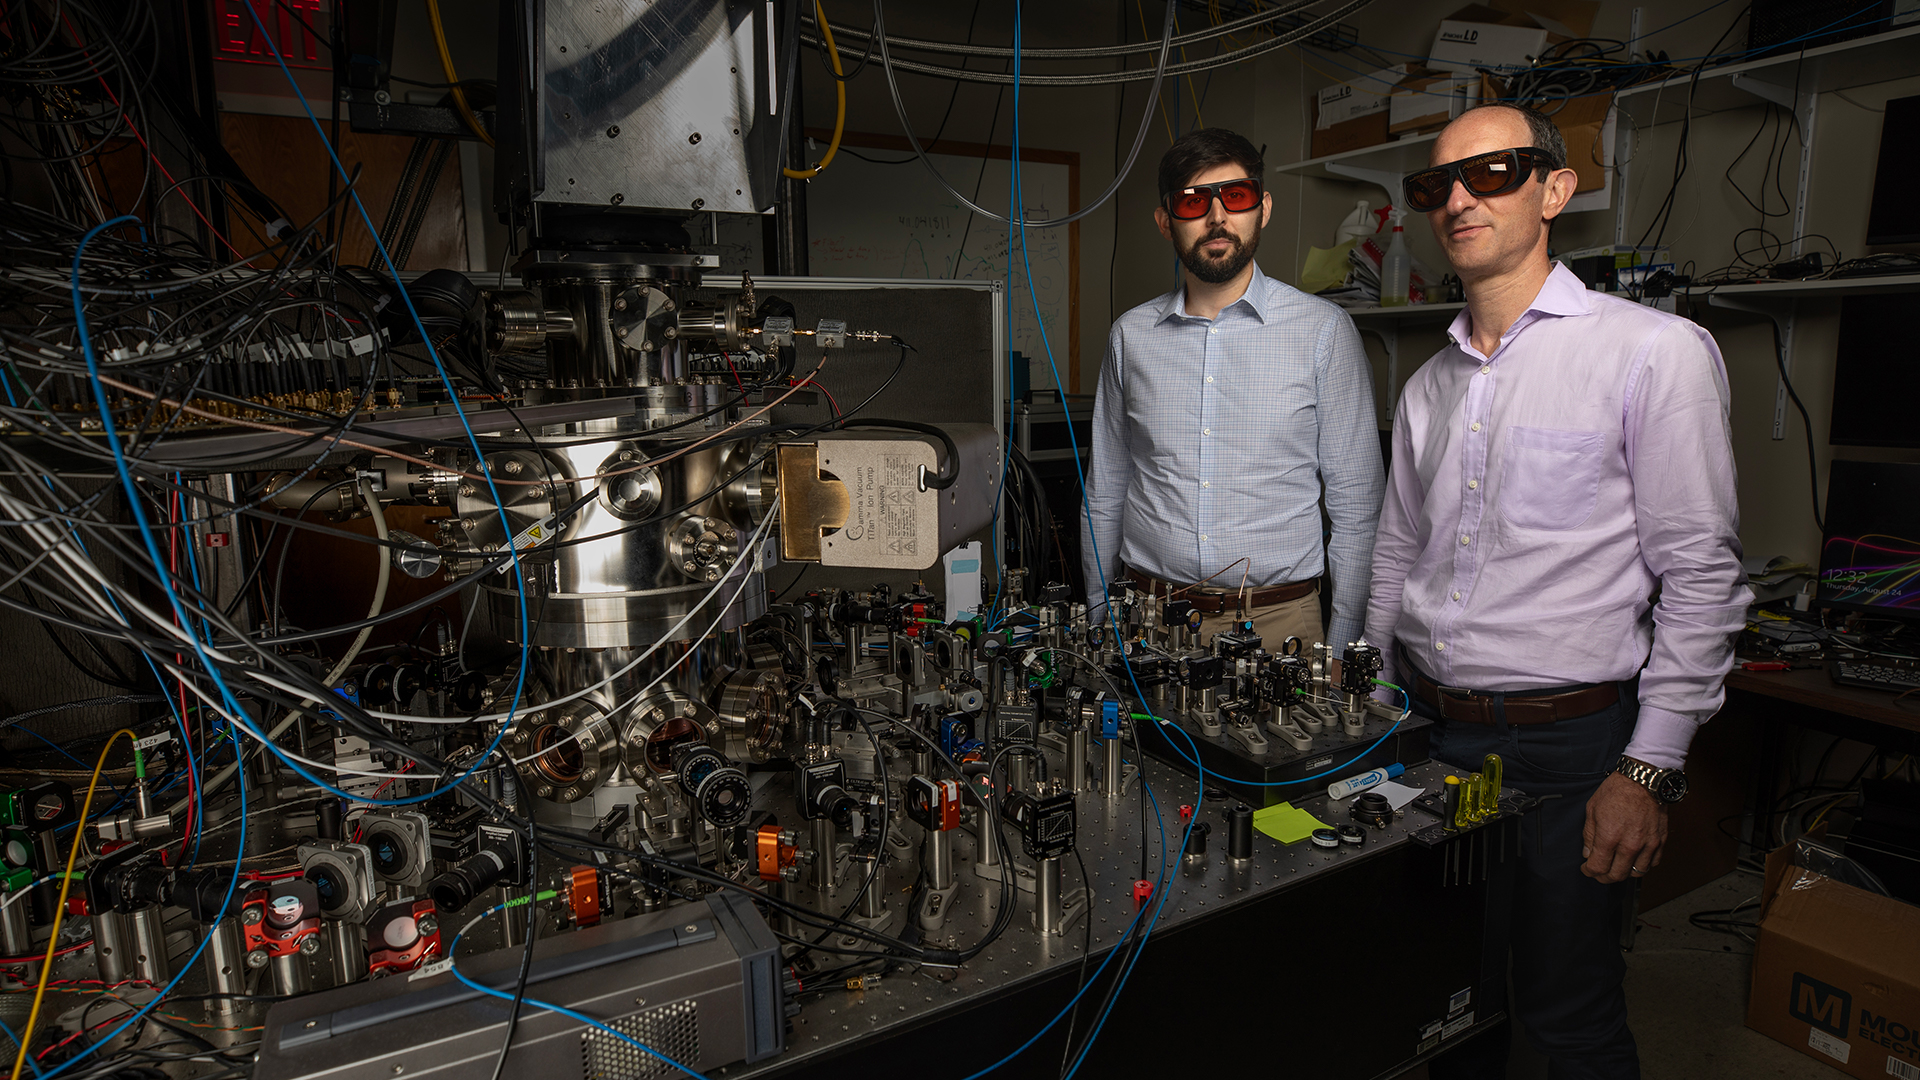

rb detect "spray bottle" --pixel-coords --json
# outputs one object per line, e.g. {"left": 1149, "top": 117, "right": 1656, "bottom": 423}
{"left": 1379, "top": 206, "right": 1411, "bottom": 307}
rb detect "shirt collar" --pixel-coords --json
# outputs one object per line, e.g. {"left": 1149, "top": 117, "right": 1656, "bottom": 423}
{"left": 1444, "top": 260, "right": 1594, "bottom": 348}
{"left": 1156, "top": 261, "right": 1272, "bottom": 325}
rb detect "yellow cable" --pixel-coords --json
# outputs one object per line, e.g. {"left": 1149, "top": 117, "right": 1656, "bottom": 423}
{"left": 424, "top": 0, "right": 494, "bottom": 148}
{"left": 8, "top": 728, "right": 135, "bottom": 1080}
{"left": 1135, "top": 0, "right": 1178, "bottom": 145}
{"left": 786, "top": 0, "right": 845, "bottom": 179}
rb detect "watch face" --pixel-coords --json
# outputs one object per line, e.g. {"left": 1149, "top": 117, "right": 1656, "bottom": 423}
{"left": 1655, "top": 771, "right": 1689, "bottom": 803}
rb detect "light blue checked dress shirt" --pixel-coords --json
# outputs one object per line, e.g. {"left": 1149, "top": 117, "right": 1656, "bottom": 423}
{"left": 1081, "top": 262, "right": 1385, "bottom": 647}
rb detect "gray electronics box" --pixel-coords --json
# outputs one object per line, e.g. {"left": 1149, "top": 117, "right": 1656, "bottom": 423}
{"left": 255, "top": 892, "right": 783, "bottom": 1080}
{"left": 497, "top": 0, "right": 783, "bottom": 215}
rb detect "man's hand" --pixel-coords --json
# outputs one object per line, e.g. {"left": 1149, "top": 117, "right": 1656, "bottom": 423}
{"left": 1581, "top": 772, "right": 1669, "bottom": 883}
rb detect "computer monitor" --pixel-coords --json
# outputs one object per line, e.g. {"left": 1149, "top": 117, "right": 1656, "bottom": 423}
{"left": 1828, "top": 293, "right": 1918, "bottom": 448}
{"left": 1817, "top": 460, "right": 1920, "bottom": 617}
{"left": 1865, "top": 94, "right": 1920, "bottom": 248}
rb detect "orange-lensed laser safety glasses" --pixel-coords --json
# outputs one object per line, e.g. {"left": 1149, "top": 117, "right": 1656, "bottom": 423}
{"left": 1402, "top": 147, "right": 1555, "bottom": 213}
{"left": 1162, "top": 177, "right": 1264, "bottom": 220}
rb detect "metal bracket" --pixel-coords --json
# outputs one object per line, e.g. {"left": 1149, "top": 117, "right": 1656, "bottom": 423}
{"left": 1708, "top": 294, "right": 1797, "bottom": 440}
{"left": 1323, "top": 162, "right": 1404, "bottom": 203}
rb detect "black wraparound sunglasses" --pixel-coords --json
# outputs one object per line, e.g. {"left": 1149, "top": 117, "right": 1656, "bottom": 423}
{"left": 1402, "top": 147, "right": 1556, "bottom": 212}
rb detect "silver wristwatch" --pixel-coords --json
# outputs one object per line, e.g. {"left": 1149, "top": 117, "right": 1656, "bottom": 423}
{"left": 1613, "top": 755, "right": 1689, "bottom": 804}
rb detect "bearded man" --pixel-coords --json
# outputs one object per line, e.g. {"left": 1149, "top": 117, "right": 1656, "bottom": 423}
{"left": 1083, "top": 128, "right": 1383, "bottom": 652}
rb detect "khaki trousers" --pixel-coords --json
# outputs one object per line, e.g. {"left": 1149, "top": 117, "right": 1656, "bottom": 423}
{"left": 1241, "top": 584, "right": 1325, "bottom": 653}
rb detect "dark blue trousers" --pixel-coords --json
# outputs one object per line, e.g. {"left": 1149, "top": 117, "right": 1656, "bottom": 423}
{"left": 1414, "top": 670, "right": 1643, "bottom": 1080}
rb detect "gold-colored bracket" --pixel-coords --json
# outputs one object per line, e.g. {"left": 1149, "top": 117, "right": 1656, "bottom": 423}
{"left": 775, "top": 443, "right": 849, "bottom": 562}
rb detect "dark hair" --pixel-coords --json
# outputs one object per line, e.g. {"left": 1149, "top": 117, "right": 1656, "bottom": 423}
{"left": 1462, "top": 102, "right": 1567, "bottom": 177}
{"left": 1157, "top": 128, "right": 1265, "bottom": 201}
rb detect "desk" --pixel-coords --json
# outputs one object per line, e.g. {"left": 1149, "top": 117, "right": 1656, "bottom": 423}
{"left": 1725, "top": 666, "right": 1920, "bottom": 744}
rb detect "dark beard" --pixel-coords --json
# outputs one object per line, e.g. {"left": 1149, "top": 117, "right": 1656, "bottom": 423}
{"left": 1178, "top": 225, "right": 1260, "bottom": 284}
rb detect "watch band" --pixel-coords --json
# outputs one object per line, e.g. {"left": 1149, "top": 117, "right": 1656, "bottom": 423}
{"left": 1613, "top": 755, "right": 1687, "bottom": 804}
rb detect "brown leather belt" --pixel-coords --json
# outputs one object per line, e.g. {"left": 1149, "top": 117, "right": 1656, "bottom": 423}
{"left": 1411, "top": 668, "right": 1619, "bottom": 726}
{"left": 1123, "top": 568, "right": 1317, "bottom": 615}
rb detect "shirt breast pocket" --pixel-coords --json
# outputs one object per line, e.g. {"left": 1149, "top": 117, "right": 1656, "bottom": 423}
{"left": 1499, "top": 426, "right": 1607, "bottom": 531}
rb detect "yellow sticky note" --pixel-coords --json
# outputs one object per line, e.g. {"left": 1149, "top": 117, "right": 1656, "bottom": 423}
{"left": 1252, "top": 801, "right": 1330, "bottom": 845}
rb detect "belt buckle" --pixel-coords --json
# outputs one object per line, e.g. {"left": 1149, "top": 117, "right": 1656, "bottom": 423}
{"left": 1435, "top": 684, "right": 1480, "bottom": 701}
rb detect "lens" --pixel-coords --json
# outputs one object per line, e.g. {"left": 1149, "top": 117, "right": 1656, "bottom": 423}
{"left": 1463, "top": 153, "right": 1518, "bottom": 194}
{"left": 1169, "top": 190, "right": 1211, "bottom": 219}
{"left": 307, "top": 865, "right": 344, "bottom": 913}
{"left": 1217, "top": 181, "right": 1259, "bottom": 212}
{"left": 366, "top": 827, "right": 410, "bottom": 878}
{"left": 1404, "top": 169, "right": 1451, "bottom": 212}
{"left": 427, "top": 849, "right": 508, "bottom": 913}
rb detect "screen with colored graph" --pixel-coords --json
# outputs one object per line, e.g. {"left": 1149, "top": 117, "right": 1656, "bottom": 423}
{"left": 1817, "top": 460, "right": 1920, "bottom": 616}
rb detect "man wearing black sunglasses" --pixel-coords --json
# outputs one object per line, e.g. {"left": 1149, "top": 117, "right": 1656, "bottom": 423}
{"left": 1365, "top": 104, "right": 1748, "bottom": 1079}
{"left": 1082, "top": 128, "right": 1382, "bottom": 658}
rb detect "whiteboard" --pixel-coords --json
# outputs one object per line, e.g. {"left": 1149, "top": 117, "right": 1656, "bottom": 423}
{"left": 697, "top": 135, "right": 1080, "bottom": 378}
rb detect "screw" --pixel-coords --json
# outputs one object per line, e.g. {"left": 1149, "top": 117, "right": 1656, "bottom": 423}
{"left": 703, "top": 566, "right": 723, "bottom": 582}
{"left": 686, "top": 925, "right": 700, "bottom": 934}
{"left": 689, "top": 132, "right": 702, "bottom": 145}
{"left": 502, "top": 458, "right": 524, "bottom": 475}
{"left": 245, "top": 949, "right": 270, "bottom": 969}
{"left": 417, "top": 915, "right": 438, "bottom": 936}
{"left": 634, "top": 997, "right": 647, "bottom": 1007}
{"left": 613, "top": 297, "right": 627, "bottom": 311}
{"left": 374, "top": 90, "right": 391, "bottom": 105}
{"left": 241, "top": 906, "right": 263, "bottom": 925}
{"left": 618, "top": 450, "right": 637, "bottom": 462}
{"left": 611, "top": 193, "right": 625, "bottom": 205}
{"left": 616, "top": 326, "right": 629, "bottom": 338}
{"left": 607, "top": 125, "right": 620, "bottom": 138}
{"left": 691, "top": 198, "right": 705, "bottom": 210}
{"left": 393, "top": 1067, "right": 405, "bottom": 1076}
{"left": 300, "top": 935, "right": 322, "bottom": 955}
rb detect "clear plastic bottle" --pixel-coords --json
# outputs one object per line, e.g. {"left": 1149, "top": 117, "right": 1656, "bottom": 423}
{"left": 1379, "top": 207, "right": 1411, "bottom": 307}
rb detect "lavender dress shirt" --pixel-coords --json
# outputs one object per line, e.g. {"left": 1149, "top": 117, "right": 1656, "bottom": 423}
{"left": 1365, "top": 263, "right": 1750, "bottom": 769}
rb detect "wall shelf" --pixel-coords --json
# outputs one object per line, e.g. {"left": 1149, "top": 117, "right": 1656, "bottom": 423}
{"left": 1615, "top": 25, "right": 1920, "bottom": 129}
{"left": 1680, "top": 273, "right": 1920, "bottom": 300}
{"left": 1273, "top": 133, "right": 1440, "bottom": 202}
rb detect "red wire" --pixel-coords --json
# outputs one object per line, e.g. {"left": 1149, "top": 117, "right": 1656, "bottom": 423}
{"left": 0, "top": 939, "right": 94, "bottom": 965}
{"left": 793, "top": 378, "right": 843, "bottom": 419}
{"left": 58, "top": 12, "right": 243, "bottom": 259}
{"left": 721, "top": 351, "right": 746, "bottom": 391}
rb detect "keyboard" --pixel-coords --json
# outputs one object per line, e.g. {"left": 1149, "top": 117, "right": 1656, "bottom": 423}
{"left": 1830, "top": 660, "right": 1920, "bottom": 693}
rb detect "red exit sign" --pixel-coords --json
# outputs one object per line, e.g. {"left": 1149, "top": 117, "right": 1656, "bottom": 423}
{"left": 212, "top": 0, "right": 329, "bottom": 70}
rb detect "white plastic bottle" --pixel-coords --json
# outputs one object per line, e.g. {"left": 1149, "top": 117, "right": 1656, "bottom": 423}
{"left": 1335, "top": 199, "right": 1373, "bottom": 244}
{"left": 1379, "top": 207, "right": 1411, "bottom": 307}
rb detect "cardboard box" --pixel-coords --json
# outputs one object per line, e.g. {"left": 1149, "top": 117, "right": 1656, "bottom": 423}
{"left": 1309, "top": 65, "right": 1414, "bottom": 159}
{"left": 1425, "top": 0, "right": 1600, "bottom": 75}
{"left": 1429, "top": 20, "right": 1552, "bottom": 76}
{"left": 1746, "top": 833, "right": 1920, "bottom": 1080}
{"left": 1550, "top": 92, "right": 1612, "bottom": 193}
{"left": 1388, "top": 72, "right": 1496, "bottom": 137}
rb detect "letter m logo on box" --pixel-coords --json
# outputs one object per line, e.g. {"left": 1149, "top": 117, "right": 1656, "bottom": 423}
{"left": 1790, "top": 973, "right": 1851, "bottom": 1037}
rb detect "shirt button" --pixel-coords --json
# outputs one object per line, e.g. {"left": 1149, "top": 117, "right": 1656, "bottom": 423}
{"left": 1461, "top": 535, "right": 1471, "bottom": 545}
{"left": 1435, "top": 642, "right": 1447, "bottom": 651}
{"left": 1470, "top": 422, "right": 1481, "bottom": 432}
{"left": 1200, "top": 533, "right": 1209, "bottom": 541}
{"left": 1468, "top": 479, "right": 1479, "bottom": 490}
{"left": 1208, "top": 328, "right": 1218, "bottom": 335}
{"left": 1205, "top": 375, "right": 1214, "bottom": 383}
{"left": 1201, "top": 481, "right": 1210, "bottom": 488}
{"left": 1202, "top": 428, "right": 1211, "bottom": 436}
{"left": 1452, "top": 591, "right": 1461, "bottom": 600}
{"left": 1480, "top": 365, "right": 1490, "bottom": 375}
